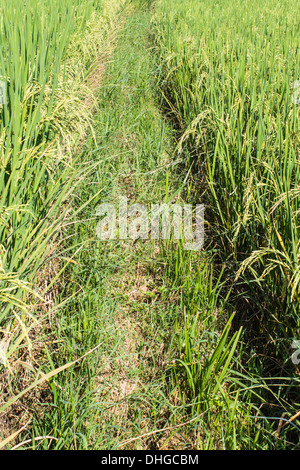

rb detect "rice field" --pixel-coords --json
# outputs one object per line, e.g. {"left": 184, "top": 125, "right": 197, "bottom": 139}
{"left": 0, "top": 0, "right": 124, "bottom": 447}
{"left": 153, "top": 0, "right": 300, "bottom": 448}
{"left": 0, "top": 0, "right": 299, "bottom": 451}
{"left": 154, "top": 0, "right": 300, "bottom": 311}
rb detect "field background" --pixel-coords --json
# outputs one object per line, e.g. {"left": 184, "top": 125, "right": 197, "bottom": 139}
{"left": 0, "top": 0, "right": 299, "bottom": 449}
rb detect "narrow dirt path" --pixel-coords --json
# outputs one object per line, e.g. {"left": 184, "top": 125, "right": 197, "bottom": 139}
{"left": 88, "top": 5, "right": 189, "bottom": 449}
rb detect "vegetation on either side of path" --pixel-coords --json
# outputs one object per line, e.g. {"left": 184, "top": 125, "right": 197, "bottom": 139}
{"left": 1, "top": 0, "right": 299, "bottom": 451}
{"left": 26, "top": 1, "right": 295, "bottom": 450}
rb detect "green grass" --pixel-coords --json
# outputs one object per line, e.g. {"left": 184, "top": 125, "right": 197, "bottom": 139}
{"left": 25, "top": 1, "right": 297, "bottom": 450}
{"left": 0, "top": 0, "right": 126, "bottom": 448}
{"left": 1, "top": 0, "right": 299, "bottom": 450}
{"left": 152, "top": 0, "right": 300, "bottom": 449}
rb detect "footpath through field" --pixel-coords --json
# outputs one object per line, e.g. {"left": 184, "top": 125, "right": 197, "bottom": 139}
{"left": 75, "top": 3, "right": 194, "bottom": 449}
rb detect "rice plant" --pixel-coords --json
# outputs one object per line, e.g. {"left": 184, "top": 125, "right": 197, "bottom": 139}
{"left": 0, "top": 0, "right": 127, "bottom": 445}
{"left": 153, "top": 0, "right": 300, "bottom": 447}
